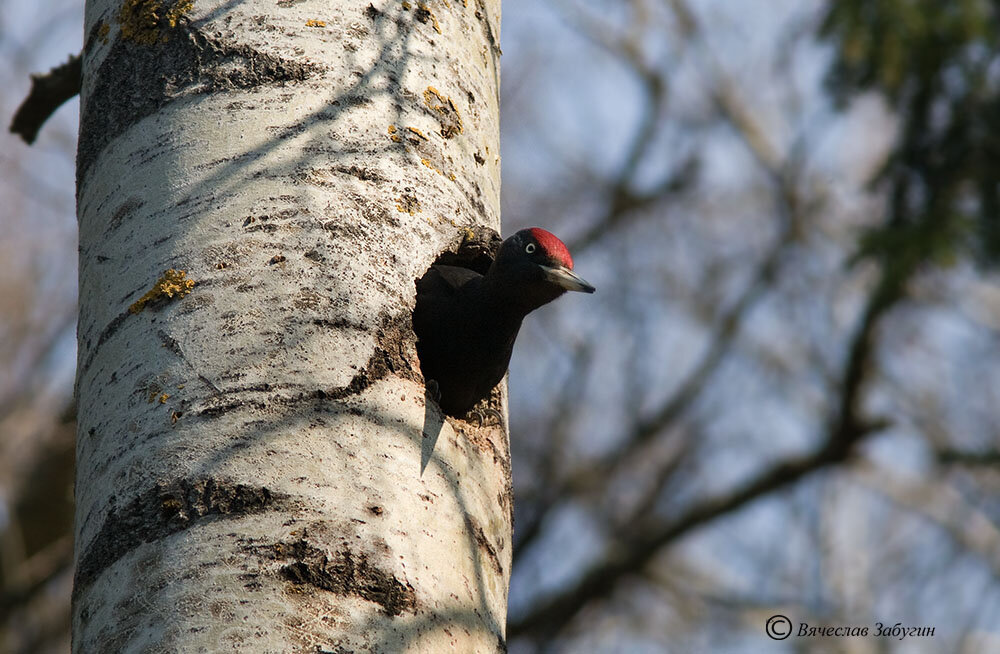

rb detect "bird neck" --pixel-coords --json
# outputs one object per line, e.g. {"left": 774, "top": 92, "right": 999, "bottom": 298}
{"left": 482, "top": 264, "right": 563, "bottom": 322}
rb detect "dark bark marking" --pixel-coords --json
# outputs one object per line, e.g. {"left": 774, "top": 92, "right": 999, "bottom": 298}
{"left": 84, "top": 19, "right": 109, "bottom": 53}
{"left": 274, "top": 539, "right": 417, "bottom": 616}
{"left": 188, "top": 346, "right": 415, "bottom": 418}
{"left": 472, "top": 0, "right": 501, "bottom": 101}
{"left": 312, "top": 317, "right": 363, "bottom": 330}
{"left": 397, "top": 124, "right": 456, "bottom": 181}
{"left": 333, "top": 165, "right": 386, "bottom": 183}
{"left": 328, "top": 95, "right": 373, "bottom": 108}
{"left": 157, "top": 328, "right": 184, "bottom": 356}
{"left": 320, "top": 192, "right": 399, "bottom": 229}
{"left": 326, "top": 314, "right": 419, "bottom": 400}
{"left": 423, "top": 86, "right": 463, "bottom": 139}
{"left": 172, "top": 312, "right": 414, "bottom": 416}
{"left": 473, "top": 0, "right": 501, "bottom": 58}
{"left": 469, "top": 518, "right": 502, "bottom": 575}
{"left": 242, "top": 207, "right": 302, "bottom": 233}
{"left": 195, "top": 398, "right": 267, "bottom": 418}
{"left": 105, "top": 196, "right": 146, "bottom": 235}
{"left": 460, "top": 180, "right": 489, "bottom": 223}
{"left": 80, "top": 310, "right": 130, "bottom": 378}
{"left": 175, "top": 291, "right": 214, "bottom": 314}
{"left": 299, "top": 165, "right": 387, "bottom": 187}
{"left": 78, "top": 21, "right": 321, "bottom": 186}
{"left": 74, "top": 478, "right": 285, "bottom": 597}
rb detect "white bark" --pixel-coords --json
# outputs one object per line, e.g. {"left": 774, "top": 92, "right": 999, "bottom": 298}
{"left": 74, "top": 0, "right": 509, "bottom": 651}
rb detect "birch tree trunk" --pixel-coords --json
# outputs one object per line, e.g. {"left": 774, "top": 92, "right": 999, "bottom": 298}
{"left": 73, "top": 0, "right": 509, "bottom": 651}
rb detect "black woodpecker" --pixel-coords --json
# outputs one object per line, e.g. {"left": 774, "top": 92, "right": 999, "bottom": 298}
{"left": 413, "top": 228, "right": 595, "bottom": 416}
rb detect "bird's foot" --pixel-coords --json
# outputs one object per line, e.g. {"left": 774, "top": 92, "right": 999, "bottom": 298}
{"left": 470, "top": 407, "right": 504, "bottom": 428}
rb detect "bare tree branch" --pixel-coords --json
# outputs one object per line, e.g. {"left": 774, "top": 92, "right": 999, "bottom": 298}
{"left": 512, "top": 0, "right": 814, "bottom": 568}
{"left": 509, "top": 258, "right": 913, "bottom": 639}
{"left": 937, "top": 449, "right": 1000, "bottom": 467}
{"left": 10, "top": 53, "right": 81, "bottom": 145}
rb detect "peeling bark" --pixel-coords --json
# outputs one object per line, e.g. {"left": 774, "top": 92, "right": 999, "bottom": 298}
{"left": 74, "top": 0, "right": 508, "bottom": 651}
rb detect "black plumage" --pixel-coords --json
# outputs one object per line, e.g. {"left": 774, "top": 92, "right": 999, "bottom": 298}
{"left": 413, "top": 228, "right": 595, "bottom": 416}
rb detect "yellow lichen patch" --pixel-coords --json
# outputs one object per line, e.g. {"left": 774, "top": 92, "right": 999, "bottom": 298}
{"left": 406, "top": 126, "right": 428, "bottom": 140}
{"left": 130, "top": 269, "right": 195, "bottom": 314}
{"left": 159, "top": 393, "right": 170, "bottom": 404}
{"left": 424, "top": 86, "right": 444, "bottom": 105}
{"left": 415, "top": 3, "right": 442, "bottom": 34}
{"left": 305, "top": 18, "right": 326, "bottom": 27}
{"left": 388, "top": 124, "right": 402, "bottom": 143}
{"left": 420, "top": 157, "right": 456, "bottom": 182}
{"left": 401, "top": 0, "right": 412, "bottom": 9}
{"left": 98, "top": 21, "right": 111, "bottom": 44}
{"left": 116, "top": 0, "right": 194, "bottom": 45}
{"left": 396, "top": 194, "right": 421, "bottom": 214}
{"left": 423, "top": 86, "right": 463, "bottom": 138}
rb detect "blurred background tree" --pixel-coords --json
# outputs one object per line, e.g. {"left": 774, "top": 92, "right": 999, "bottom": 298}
{"left": 4, "top": 0, "right": 1000, "bottom": 652}
{"left": 1, "top": 1, "right": 79, "bottom": 652}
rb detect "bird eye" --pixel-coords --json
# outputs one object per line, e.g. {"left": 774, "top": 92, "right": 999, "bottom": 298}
{"left": 525, "top": 243, "right": 536, "bottom": 254}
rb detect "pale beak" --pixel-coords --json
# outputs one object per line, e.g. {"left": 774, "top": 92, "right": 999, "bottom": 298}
{"left": 541, "top": 265, "right": 596, "bottom": 293}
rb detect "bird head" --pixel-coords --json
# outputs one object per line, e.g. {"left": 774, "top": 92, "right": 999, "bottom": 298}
{"left": 488, "top": 228, "right": 595, "bottom": 311}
